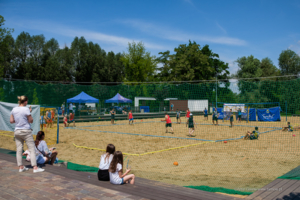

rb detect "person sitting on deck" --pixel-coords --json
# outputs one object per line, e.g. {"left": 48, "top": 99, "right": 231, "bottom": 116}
{"left": 35, "top": 131, "right": 58, "bottom": 165}
{"left": 244, "top": 127, "right": 259, "bottom": 140}
{"left": 109, "top": 151, "right": 135, "bottom": 185}
{"left": 98, "top": 144, "right": 115, "bottom": 181}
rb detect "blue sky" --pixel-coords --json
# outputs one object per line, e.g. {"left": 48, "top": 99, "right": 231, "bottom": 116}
{"left": 1, "top": 0, "right": 300, "bottom": 74}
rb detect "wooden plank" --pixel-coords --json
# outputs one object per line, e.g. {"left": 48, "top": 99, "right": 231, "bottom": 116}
{"left": 263, "top": 179, "right": 299, "bottom": 200}
{"left": 246, "top": 179, "right": 282, "bottom": 199}
{"left": 270, "top": 180, "right": 300, "bottom": 200}
{"left": 0, "top": 152, "right": 238, "bottom": 200}
{"left": 252, "top": 179, "right": 291, "bottom": 200}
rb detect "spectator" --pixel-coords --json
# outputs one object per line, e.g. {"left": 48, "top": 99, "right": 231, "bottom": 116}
{"left": 171, "top": 103, "right": 174, "bottom": 111}
{"left": 61, "top": 102, "right": 65, "bottom": 116}
{"left": 98, "top": 144, "right": 115, "bottom": 181}
{"left": 109, "top": 151, "right": 135, "bottom": 185}
{"left": 110, "top": 108, "right": 115, "bottom": 124}
{"left": 35, "top": 131, "right": 58, "bottom": 165}
{"left": 10, "top": 95, "right": 44, "bottom": 173}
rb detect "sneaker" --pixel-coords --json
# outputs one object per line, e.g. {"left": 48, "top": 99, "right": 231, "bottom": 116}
{"left": 19, "top": 167, "right": 29, "bottom": 173}
{"left": 33, "top": 168, "right": 45, "bottom": 173}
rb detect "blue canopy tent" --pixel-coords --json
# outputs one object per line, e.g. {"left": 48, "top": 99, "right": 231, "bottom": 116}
{"left": 67, "top": 92, "right": 99, "bottom": 103}
{"left": 67, "top": 92, "right": 99, "bottom": 115}
{"left": 105, "top": 93, "right": 132, "bottom": 104}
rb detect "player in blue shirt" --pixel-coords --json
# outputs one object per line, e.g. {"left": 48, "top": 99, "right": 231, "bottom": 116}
{"left": 176, "top": 109, "right": 181, "bottom": 124}
{"left": 204, "top": 108, "right": 208, "bottom": 121}
{"left": 237, "top": 108, "right": 242, "bottom": 123}
{"left": 229, "top": 109, "right": 234, "bottom": 128}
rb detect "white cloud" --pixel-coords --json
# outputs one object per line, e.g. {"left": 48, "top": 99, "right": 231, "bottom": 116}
{"left": 119, "top": 19, "right": 247, "bottom": 46}
{"left": 216, "top": 22, "right": 227, "bottom": 34}
{"left": 9, "top": 19, "right": 169, "bottom": 51}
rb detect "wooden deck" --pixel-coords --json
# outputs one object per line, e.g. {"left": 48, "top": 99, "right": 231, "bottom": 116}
{"left": 245, "top": 178, "right": 300, "bottom": 200}
{"left": 0, "top": 150, "right": 240, "bottom": 200}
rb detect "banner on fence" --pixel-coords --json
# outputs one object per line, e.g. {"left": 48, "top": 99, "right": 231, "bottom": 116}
{"left": 223, "top": 104, "right": 245, "bottom": 112}
{"left": 0, "top": 102, "right": 40, "bottom": 135}
{"left": 257, "top": 107, "right": 280, "bottom": 121}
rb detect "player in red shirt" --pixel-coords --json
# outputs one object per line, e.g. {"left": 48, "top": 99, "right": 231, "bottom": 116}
{"left": 161, "top": 113, "right": 174, "bottom": 134}
{"left": 63, "top": 114, "right": 68, "bottom": 127}
{"left": 68, "top": 112, "right": 76, "bottom": 127}
{"left": 186, "top": 108, "right": 190, "bottom": 124}
{"left": 128, "top": 110, "right": 134, "bottom": 125}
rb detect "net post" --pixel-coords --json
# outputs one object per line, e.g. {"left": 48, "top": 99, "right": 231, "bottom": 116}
{"left": 285, "top": 101, "right": 287, "bottom": 122}
{"left": 57, "top": 107, "right": 59, "bottom": 144}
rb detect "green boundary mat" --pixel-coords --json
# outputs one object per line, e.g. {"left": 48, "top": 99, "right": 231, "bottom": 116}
{"left": 278, "top": 165, "right": 300, "bottom": 180}
{"left": 185, "top": 186, "right": 253, "bottom": 195}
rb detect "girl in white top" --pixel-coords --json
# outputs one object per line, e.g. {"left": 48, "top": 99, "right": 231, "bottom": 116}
{"left": 98, "top": 144, "right": 115, "bottom": 181}
{"left": 109, "top": 151, "right": 135, "bottom": 185}
{"left": 10, "top": 95, "right": 44, "bottom": 173}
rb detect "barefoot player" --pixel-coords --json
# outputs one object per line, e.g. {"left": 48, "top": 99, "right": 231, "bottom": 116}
{"left": 128, "top": 110, "right": 134, "bottom": 125}
{"left": 162, "top": 112, "right": 174, "bottom": 134}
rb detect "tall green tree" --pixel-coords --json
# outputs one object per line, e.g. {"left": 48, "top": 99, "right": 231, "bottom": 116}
{"left": 0, "top": 15, "right": 14, "bottom": 78}
{"left": 14, "top": 32, "right": 31, "bottom": 79}
{"left": 157, "top": 41, "right": 229, "bottom": 81}
{"left": 279, "top": 49, "right": 300, "bottom": 76}
{"left": 121, "top": 41, "right": 157, "bottom": 82}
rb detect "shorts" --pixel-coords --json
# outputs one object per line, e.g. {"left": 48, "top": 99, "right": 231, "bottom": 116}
{"left": 36, "top": 154, "right": 47, "bottom": 164}
{"left": 250, "top": 135, "right": 258, "bottom": 140}
{"left": 129, "top": 118, "right": 134, "bottom": 121}
{"left": 213, "top": 116, "right": 218, "bottom": 121}
{"left": 111, "top": 115, "right": 115, "bottom": 119}
{"left": 166, "top": 123, "right": 172, "bottom": 127}
{"left": 288, "top": 129, "right": 293, "bottom": 132}
{"left": 204, "top": 114, "right": 208, "bottom": 117}
{"left": 238, "top": 115, "right": 242, "bottom": 120}
{"left": 97, "top": 169, "right": 109, "bottom": 181}
{"left": 188, "top": 124, "right": 194, "bottom": 128}
{"left": 230, "top": 117, "right": 233, "bottom": 122}
{"left": 121, "top": 178, "right": 125, "bottom": 185}
{"left": 176, "top": 116, "right": 180, "bottom": 119}
{"left": 47, "top": 119, "right": 52, "bottom": 123}
{"left": 40, "top": 120, "right": 46, "bottom": 124}
{"left": 68, "top": 120, "right": 74, "bottom": 123}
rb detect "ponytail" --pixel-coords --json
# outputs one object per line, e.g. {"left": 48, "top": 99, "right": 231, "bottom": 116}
{"left": 18, "top": 96, "right": 28, "bottom": 105}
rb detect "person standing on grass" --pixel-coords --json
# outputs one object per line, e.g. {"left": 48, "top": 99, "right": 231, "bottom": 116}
{"left": 109, "top": 151, "right": 135, "bottom": 185}
{"left": 128, "top": 110, "right": 134, "bottom": 125}
{"left": 110, "top": 108, "right": 115, "bottom": 124}
{"left": 229, "top": 109, "right": 234, "bottom": 128}
{"left": 204, "top": 107, "right": 208, "bottom": 121}
{"left": 161, "top": 112, "right": 174, "bottom": 134}
{"left": 187, "top": 113, "right": 196, "bottom": 137}
{"left": 10, "top": 96, "right": 44, "bottom": 173}
{"left": 176, "top": 109, "right": 181, "bottom": 124}
{"left": 238, "top": 108, "right": 242, "bottom": 123}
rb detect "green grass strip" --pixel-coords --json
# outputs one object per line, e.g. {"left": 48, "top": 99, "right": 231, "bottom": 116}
{"left": 185, "top": 185, "right": 253, "bottom": 195}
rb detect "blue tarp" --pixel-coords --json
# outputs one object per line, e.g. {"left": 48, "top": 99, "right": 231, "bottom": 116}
{"left": 105, "top": 93, "right": 132, "bottom": 103}
{"left": 140, "top": 106, "right": 150, "bottom": 113}
{"left": 249, "top": 108, "right": 256, "bottom": 121}
{"left": 67, "top": 92, "right": 99, "bottom": 103}
{"left": 257, "top": 107, "right": 281, "bottom": 121}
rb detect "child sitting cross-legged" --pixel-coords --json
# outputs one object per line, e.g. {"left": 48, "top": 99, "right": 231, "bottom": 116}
{"left": 109, "top": 151, "right": 135, "bottom": 185}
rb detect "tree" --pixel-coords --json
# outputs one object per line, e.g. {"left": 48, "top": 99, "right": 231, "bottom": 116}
{"left": 0, "top": 15, "right": 14, "bottom": 78}
{"left": 279, "top": 49, "right": 300, "bottom": 76}
{"left": 31, "top": 88, "right": 39, "bottom": 104}
{"left": 121, "top": 41, "right": 157, "bottom": 82}
{"left": 14, "top": 32, "right": 31, "bottom": 79}
{"left": 157, "top": 41, "right": 229, "bottom": 81}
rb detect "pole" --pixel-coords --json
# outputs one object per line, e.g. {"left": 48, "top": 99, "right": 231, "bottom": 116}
{"left": 216, "top": 76, "right": 217, "bottom": 109}
{"left": 56, "top": 107, "right": 59, "bottom": 144}
{"left": 285, "top": 101, "right": 287, "bottom": 121}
